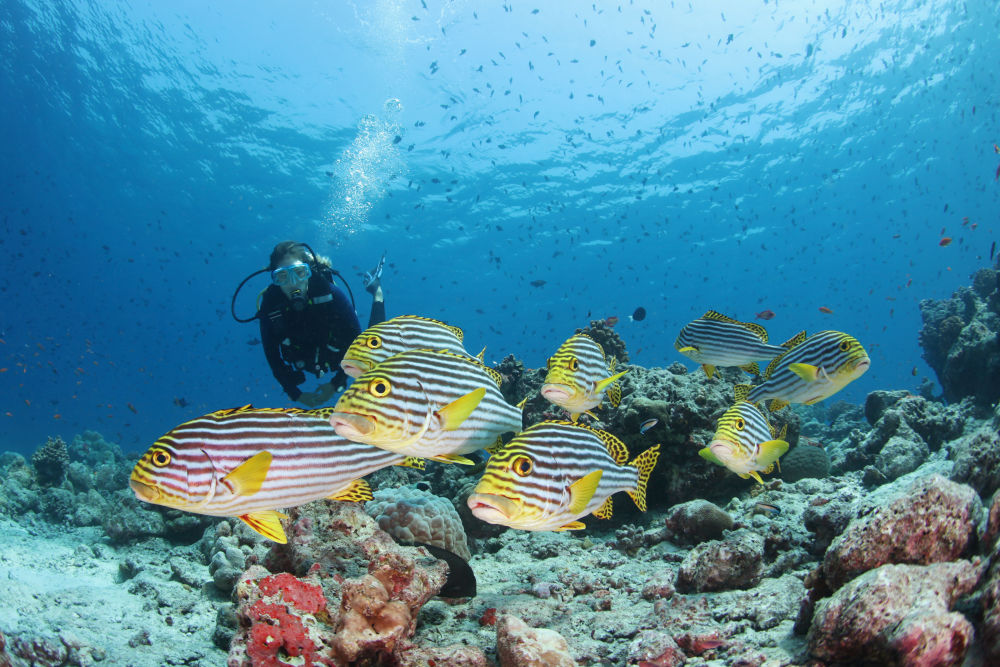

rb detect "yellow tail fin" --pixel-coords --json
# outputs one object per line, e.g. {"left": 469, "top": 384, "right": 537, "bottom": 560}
{"left": 626, "top": 444, "right": 661, "bottom": 511}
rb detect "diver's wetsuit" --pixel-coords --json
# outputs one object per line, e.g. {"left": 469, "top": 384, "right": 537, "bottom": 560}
{"left": 259, "top": 274, "right": 383, "bottom": 401}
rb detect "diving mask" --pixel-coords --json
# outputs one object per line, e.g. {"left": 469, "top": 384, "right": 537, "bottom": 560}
{"left": 271, "top": 262, "right": 312, "bottom": 287}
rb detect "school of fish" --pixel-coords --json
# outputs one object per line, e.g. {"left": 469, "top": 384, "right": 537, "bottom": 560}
{"left": 130, "top": 310, "right": 869, "bottom": 543}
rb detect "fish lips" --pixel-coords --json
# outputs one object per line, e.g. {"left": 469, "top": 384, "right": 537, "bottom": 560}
{"left": 340, "top": 358, "right": 370, "bottom": 379}
{"left": 467, "top": 493, "right": 520, "bottom": 525}
{"left": 540, "top": 383, "right": 574, "bottom": 403}
{"left": 329, "top": 412, "right": 376, "bottom": 439}
{"left": 129, "top": 476, "right": 159, "bottom": 502}
{"left": 852, "top": 356, "right": 872, "bottom": 375}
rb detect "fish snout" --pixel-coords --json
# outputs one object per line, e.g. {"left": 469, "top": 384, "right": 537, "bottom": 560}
{"left": 129, "top": 476, "right": 159, "bottom": 502}
{"left": 540, "top": 383, "right": 573, "bottom": 403}
{"left": 853, "top": 356, "right": 872, "bottom": 375}
{"left": 339, "top": 358, "right": 369, "bottom": 379}
{"left": 467, "top": 492, "right": 520, "bottom": 525}
{"left": 329, "top": 412, "right": 376, "bottom": 439}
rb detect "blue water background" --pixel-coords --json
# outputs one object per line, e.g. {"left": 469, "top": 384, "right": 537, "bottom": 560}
{"left": 2, "top": 0, "right": 998, "bottom": 455}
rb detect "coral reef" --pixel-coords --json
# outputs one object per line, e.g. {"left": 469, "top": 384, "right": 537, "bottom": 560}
{"left": 366, "top": 484, "right": 472, "bottom": 560}
{"left": 30, "top": 437, "right": 69, "bottom": 486}
{"left": 675, "top": 529, "right": 764, "bottom": 593}
{"left": 662, "top": 499, "right": 733, "bottom": 545}
{"left": 496, "top": 614, "right": 575, "bottom": 667}
{"left": 919, "top": 266, "right": 1000, "bottom": 408}
{"left": 779, "top": 443, "right": 831, "bottom": 483}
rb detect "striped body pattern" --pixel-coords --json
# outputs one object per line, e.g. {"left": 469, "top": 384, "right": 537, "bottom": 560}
{"left": 467, "top": 421, "right": 660, "bottom": 531}
{"left": 541, "top": 333, "right": 626, "bottom": 420}
{"left": 747, "top": 330, "right": 870, "bottom": 409}
{"left": 674, "top": 310, "right": 787, "bottom": 377}
{"left": 129, "top": 406, "right": 418, "bottom": 542}
{"left": 341, "top": 315, "right": 468, "bottom": 378}
{"left": 330, "top": 349, "right": 523, "bottom": 462}
{"left": 700, "top": 388, "right": 788, "bottom": 484}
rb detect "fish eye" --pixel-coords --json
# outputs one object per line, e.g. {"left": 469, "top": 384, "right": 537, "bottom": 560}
{"left": 839, "top": 340, "right": 851, "bottom": 352}
{"left": 151, "top": 449, "right": 171, "bottom": 467}
{"left": 735, "top": 418, "right": 745, "bottom": 431}
{"left": 511, "top": 455, "right": 533, "bottom": 477}
{"left": 366, "top": 336, "right": 382, "bottom": 350}
{"left": 569, "top": 358, "right": 579, "bottom": 371}
{"left": 368, "top": 378, "right": 391, "bottom": 397}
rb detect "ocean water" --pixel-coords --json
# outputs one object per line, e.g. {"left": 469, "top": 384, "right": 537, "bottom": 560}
{"left": 1, "top": 0, "right": 998, "bottom": 456}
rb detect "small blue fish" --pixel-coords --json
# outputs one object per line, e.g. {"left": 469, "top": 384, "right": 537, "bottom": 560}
{"left": 639, "top": 418, "right": 658, "bottom": 434}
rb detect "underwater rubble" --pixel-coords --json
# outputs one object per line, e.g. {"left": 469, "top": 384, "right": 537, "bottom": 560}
{"left": 1, "top": 267, "right": 1000, "bottom": 666}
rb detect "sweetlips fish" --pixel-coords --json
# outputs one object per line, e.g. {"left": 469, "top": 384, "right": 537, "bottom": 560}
{"left": 674, "top": 310, "right": 790, "bottom": 378}
{"left": 467, "top": 420, "right": 660, "bottom": 531}
{"left": 128, "top": 405, "right": 424, "bottom": 543}
{"left": 541, "top": 333, "right": 626, "bottom": 421}
{"left": 340, "top": 315, "right": 472, "bottom": 378}
{"left": 747, "top": 330, "right": 871, "bottom": 411}
{"left": 699, "top": 384, "right": 788, "bottom": 484}
{"left": 329, "top": 349, "right": 523, "bottom": 464}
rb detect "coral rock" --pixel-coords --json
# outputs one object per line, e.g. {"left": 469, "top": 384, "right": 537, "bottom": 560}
{"left": 366, "top": 485, "right": 472, "bottom": 560}
{"left": 496, "top": 614, "right": 575, "bottom": 667}
{"left": 31, "top": 436, "right": 69, "bottom": 486}
{"left": 822, "top": 474, "right": 981, "bottom": 591}
{"left": 664, "top": 499, "right": 733, "bottom": 545}
{"left": 675, "top": 529, "right": 764, "bottom": 593}
{"left": 950, "top": 430, "right": 1000, "bottom": 499}
{"left": 808, "top": 560, "right": 980, "bottom": 666}
{"left": 627, "top": 630, "right": 686, "bottom": 667}
{"left": 780, "top": 444, "right": 831, "bottom": 483}
{"left": 981, "top": 557, "right": 1000, "bottom": 663}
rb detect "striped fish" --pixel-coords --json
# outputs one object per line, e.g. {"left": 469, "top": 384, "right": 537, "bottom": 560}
{"left": 341, "top": 315, "right": 471, "bottom": 378}
{"left": 467, "top": 420, "right": 660, "bottom": 531}
{"left": 541, "top": 333, "right": 626, "bottom": 421}
{"left": 329, "top": 349, "right": 523, "bottom": 464}
{"left": 674, "top": 310, "right": 789, "bottom": 378}
{"left": 128, "top": 405, "right": 423, "bottom": 543}
{"left": 747, "top": 330, "right": 871, "bottom": 410}
{"left": 699, "top": 384, "right": 788, "bottom": 484}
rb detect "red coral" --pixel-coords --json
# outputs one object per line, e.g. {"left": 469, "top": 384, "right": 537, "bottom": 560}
{"left": 479, "top": 608, "right": 497, "bottom": 627}
{"left": 243, "top": 574, "right": 333, "bottom": 667}
{"left": 257, "top": 573, "right": 326, "bottom": 615}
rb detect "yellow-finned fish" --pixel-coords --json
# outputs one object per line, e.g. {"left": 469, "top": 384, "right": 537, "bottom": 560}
{"left": 747, "top": 330, "right": 871, "bottom": 411}
{"left": 699, "top": 385, "right": 788, "bottom": 485}
{"left": 128, "top": 405, "right": 424, "bottom": 543}
{"left": 541, "top": 333, "right": 626, "bottom": 421}
{"left": 467, "top": 420, "right": 660, "bottom": 531}
{"left": 340, "top": 315, "right": 473, "bottom": 378}
{"left": 674, "top": 310, "right": 790, "bottom": 378}
{"left": 329, "top": 349, "right": 522, "bottom": 464}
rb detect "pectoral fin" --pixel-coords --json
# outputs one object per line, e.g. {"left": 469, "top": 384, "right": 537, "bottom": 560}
{"left": 757, "top": 439, "right": 789, "bottom": 466}
{"left": 594, "top": 370, "right": 628, "bottom": 395}
{"left": 555, "top": 521, "right": 587, "bottom": 531}
{"left": 568, "top": 469, "right": 603, "bottom": 515}
{"left": 432, "top": 454, "right": 476, "bottom": 465}
{"left": 437, "top": 387, "right": 486, "bottom": 430}
{"left": 239, "top": 510, "right": 288, "bottom": 544}
{"left": 702, "top": 364, "right": 716, "bottom": 378}
{"left": 678, "top": 345, "right": 698, "bottom": 354}
{"left": 223, "top": 451, "right": 272, "bottom": 497}
{"left": 789, "top": 363, "right": 820, "bottom": 382}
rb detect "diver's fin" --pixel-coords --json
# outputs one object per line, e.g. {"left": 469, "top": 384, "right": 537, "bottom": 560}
{"left": 239, "top": 510, "right": 288, "bottom": 544}
{"left": 223, "top": 451, "right": 272, "bottom": 497}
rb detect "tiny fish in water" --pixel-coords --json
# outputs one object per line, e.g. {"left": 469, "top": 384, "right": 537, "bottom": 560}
{"left": 939, "top": 237, "right": 953, "bottom": 247}
{"left": 754, "top": 502, "right": 781, "bottom": 515}
{"left": 818, "top": 306, "right": 833, "bottom": 314}
{"left": 639, "top": 418, "right": 658, "bottom": 434}
{"left": 990, "top": 241, "right": 996, "bottom": 261}
{"left": 530, "top": 279, "right": 546, "bottom": 287}
{"left": 755, "top": 309, "right": 775, "bottom": 320}
{"left": 631, "top": 306, "right": 647, "bottom": 322}
{"left": 912, "top": 366, "right": 918, "bottom": 376}
{"left": 605, "top": 316, "right": 619, "bottom": 327}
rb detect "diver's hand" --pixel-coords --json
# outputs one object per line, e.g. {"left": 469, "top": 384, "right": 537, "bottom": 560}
{"left": 298, "top": 390, "right": 325, "bottom": 408}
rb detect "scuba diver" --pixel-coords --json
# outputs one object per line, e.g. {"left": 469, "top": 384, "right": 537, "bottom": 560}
{"left": 232, "top": 241, "right": 386, "bottom": 407}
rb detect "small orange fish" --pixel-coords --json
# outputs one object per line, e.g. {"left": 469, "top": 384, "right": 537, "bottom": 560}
{"left": 605, "top": 316, "right": 619, "bottom": 327}
{"left": 755, "top": 309, "right": 776, "bottom": 320}
{"left": 818, "top": 306, "right": 833, "bottom": 314}
{"left": 939, "top": 237, "right": 953, "bottom": 247}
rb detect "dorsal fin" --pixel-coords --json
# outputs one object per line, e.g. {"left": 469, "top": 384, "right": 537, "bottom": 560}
{"left": 763, "top": 331, "right": 808, "bottom": 379}
{"left": 445, "top": 324, "right": 464, "bottom": 342}
{"left": 780, "top": 330, "right": 808, "bottom": 349}
{"left": 702, "top": 310, "right": 769, "bottom": 341}
{"left": 734, "top": 384, "right": 752, "bottom": 403}
{"left": 594, "top": 428, "right": 629, "bottom": 465}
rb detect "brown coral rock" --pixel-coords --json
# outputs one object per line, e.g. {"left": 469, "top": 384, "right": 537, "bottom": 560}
{"left": 496, "top": 614, "right": 575, "bottom": 667}
{"left": 822, "top": 474, "right": 981, "bottom": 590}
{"left": 808, "top": 561, "right": 980, "bottom": 666}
